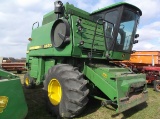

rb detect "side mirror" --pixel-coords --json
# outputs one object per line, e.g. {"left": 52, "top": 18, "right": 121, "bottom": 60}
{"left": 135, "top": 34, "right": 139, "bottom": 38}
{"left": 133, "top": 40, "right": 138, "bottom": 44}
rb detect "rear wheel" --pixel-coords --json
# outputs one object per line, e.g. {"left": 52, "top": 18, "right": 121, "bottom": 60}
{"left": 43, "top": 64, "right": 89, "bottom": 118}
{"left": 154, "top": 80, "right": 160, "bottom": 92}
{"left": 23, "top": 72, "right": 35, "bottom": 89}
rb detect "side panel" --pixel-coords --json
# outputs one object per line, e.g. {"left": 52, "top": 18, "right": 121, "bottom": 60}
{"left": 110, "top": 51, "right": 130, "bottom": 60}
{"left": 83, "top": 64, "right": 148, "bottom": 113}
{"left": 27, "top": 20, "right": 72, "bottom": 57}
{"left": 83, "top": 65, "right": 117, "bottom": 100}
{"left": 0, "top": 79, "right": 28, "bottom": 119}
{"left": 71, "top": 15, "right": 106, "bottom": 58}
{"left": 29, "top": 57, "right": 56, "bottom": 84}
{"left": 45, "top": 59, "right": 55, "bottom": 74}
{"left": 36, "top": 58, "right": 45, "bottom": 84}
{"left": 129, "top": 51, "right": 160, "bottom": 64}
{"left": 30, "top": 57, "right": 39, "bottom": 78}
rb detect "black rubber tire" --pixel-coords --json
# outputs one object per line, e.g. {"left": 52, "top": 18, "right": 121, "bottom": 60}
{"left": 43, "top": 64, "right": 89, "bottom": 118}
{"left": 23, "top": 72, "right": 35, "bottom": 89}
{"left": 154, "top": 80, "right": 160, "bottom": 92}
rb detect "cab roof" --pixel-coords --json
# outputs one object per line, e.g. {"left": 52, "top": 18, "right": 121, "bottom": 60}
{"left": 91, "top": 2, "right": 142, "bottom": 16}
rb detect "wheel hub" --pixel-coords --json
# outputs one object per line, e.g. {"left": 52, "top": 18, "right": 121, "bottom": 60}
{"left": 48, "top": 79, "right": 62, "bottom": 105}
{"left": 25, "top": 78, "right": 29, "bottom": 86}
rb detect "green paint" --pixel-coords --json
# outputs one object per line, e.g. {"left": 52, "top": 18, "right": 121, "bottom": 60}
{"left": 30, "top": 57, "right": 39, "bottom": 78}
{"left": 36, "top": 58, "right": 45, "bottom": 85}
{"left": 45, "top": 59, "right": 55, "bottom": 74}
{"left": 0, "top": 78, "right": 27, "bottom": 119}
{"left": 83, "top": 64, "right": 147, "bottom": 113}
{"left": 26, "top": 1, "right": 147, "bottom": 113}
{"left": 0, "top": 69, "right": 18, "bottom": 79}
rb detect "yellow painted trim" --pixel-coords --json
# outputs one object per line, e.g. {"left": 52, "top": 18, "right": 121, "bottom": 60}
{"left": 102, "top": 73, "right": 107, "bottom": 78}
{"left": 29, "top": 44, "right": 52, "bottom": 51}
{"left": 48, "top": 79, "right": 62, "bottom": 105}
{"left": 29, "top": 45, "right": 42, "bottom": 50}
{"left": 0, "top": 96, "right": 9, "bottom": 113}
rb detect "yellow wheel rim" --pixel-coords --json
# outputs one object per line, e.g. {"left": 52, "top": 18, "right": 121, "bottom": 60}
{"left": 48, "top": 79, "right": 62, "bottom": 105}
{"left": 25, "top": 78, "right": 29, "bottom": 86}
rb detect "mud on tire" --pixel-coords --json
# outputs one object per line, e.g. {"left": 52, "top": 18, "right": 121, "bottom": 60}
{"left": 43, "top": 64, "right": 89, "bottom": 118}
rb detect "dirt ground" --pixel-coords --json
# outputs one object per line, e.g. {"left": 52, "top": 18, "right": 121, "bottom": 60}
{"left": 17, "top": 72, "right": 52, "bottom": 119}
{"left": 17, "top": 72, "right": 160, "bottom": 119}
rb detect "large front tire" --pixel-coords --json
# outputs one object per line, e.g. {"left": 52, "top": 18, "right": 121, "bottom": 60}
{"left": 43, "top": 64, "right": 89, "bottom": 118}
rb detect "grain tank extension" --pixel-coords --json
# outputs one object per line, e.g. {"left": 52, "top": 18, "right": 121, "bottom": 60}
{"left": 25, "top": 1, "right": 148, "bottom": 118}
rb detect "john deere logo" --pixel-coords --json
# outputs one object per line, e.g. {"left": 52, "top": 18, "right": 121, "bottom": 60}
{"left": 102, "top": 73, "right": 107, "bottom": 78}
{"left": 0, "top": 96, "right": 8, "bottom": 113}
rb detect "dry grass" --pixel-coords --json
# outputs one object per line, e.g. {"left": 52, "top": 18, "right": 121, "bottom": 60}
{"left": 16, "top": 72, "right": 160, "bottom": 119}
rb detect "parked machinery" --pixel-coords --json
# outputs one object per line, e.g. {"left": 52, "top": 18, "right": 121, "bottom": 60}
{"left": 143, "top": 66, "right": 160, "bottom": 92}
{"left": 117, "top": 51, "right": 160, "bottom": 92}
{"left": 1, "top": 57, "right": 26, "bottom": 74}
{"left": 24, "top": 1, "right": 148, "bottom": 118}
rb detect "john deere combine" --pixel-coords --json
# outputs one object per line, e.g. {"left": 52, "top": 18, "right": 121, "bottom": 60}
{"left": 0, "top": 69, "right": 28, "bottom": 119}
{"left": 25, "top": 1, "right": 148, "bottom": 118}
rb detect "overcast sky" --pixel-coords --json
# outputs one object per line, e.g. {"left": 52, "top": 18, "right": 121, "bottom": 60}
{"left": 0, "top": 0, "right": 160, "bottom": 58}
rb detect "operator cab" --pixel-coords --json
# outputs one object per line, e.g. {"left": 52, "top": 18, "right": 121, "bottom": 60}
{"left": 91, "top": 3, "right": 142, "bottom": 60}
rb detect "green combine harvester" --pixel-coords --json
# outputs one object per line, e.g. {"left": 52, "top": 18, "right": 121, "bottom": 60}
{"left": 0, "top": 69, "right": 28, "bottom": 119}
{"left": 25, "top": 1, "right": 148, "bottom": 118}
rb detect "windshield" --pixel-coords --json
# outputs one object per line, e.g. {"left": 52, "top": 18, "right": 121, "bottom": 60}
{"left": 104, "top": 10, "right": 119, "bottom": 50}
{"left": 91, "top": 6, "right": 140, "bottom": 54}
{"left": 114, "top": 9, "right": 139, "bottom": 52}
